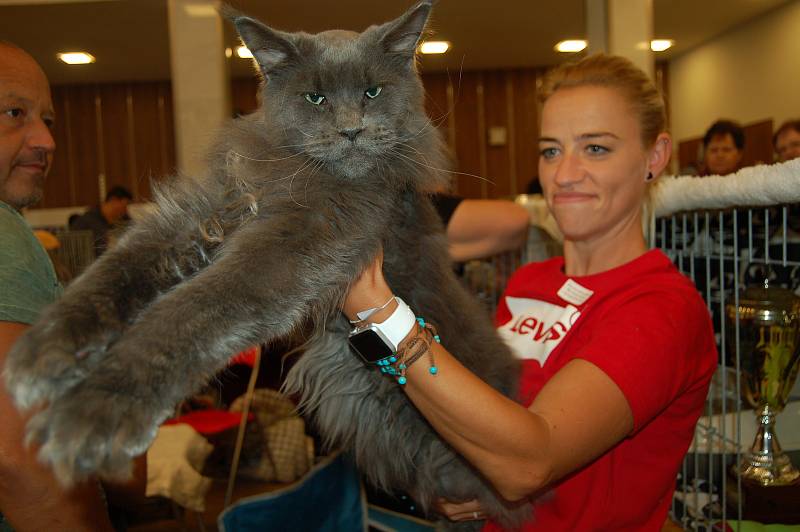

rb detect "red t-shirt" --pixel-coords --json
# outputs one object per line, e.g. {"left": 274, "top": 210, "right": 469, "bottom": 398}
{"left": 484, "top": 249, "right": 717, "bottom": 531}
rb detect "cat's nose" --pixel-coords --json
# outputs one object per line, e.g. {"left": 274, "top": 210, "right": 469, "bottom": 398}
{"left": 339, "top": 127, "right": 364, "bottom": 142}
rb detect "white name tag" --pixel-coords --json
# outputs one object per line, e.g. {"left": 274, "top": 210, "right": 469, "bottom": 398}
{"left": 557, "top": 279, "right": 594, "bottom": 306}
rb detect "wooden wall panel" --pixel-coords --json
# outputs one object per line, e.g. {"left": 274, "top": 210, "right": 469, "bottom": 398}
{"left": 743, "top": 120, "right": 774, "bottom": 166}
{"left": 42, "top": 88, "right": 74, "bottom": 208}
{"left": 511, "top": 69, "right": 540, "bottom": 194}
{"left": 448, "top": 72, "right": 484, "bottom": 199}
{"left": 130, "top": 82, "right": 176, "bottom": 200}
{"left": 37, "top": 81, "right": 176, "bottom": 210}
{"left": 129, "top": 83, "right": 162, "bottom": 200}
{"left": 483, "top": 71, "right": 512, "bottom": 198}
{"left": 422, "top": 72, "right": 452, "bottom": 142}
{"left": 66, "top": 85, "right": 102, "bottom": 207}
{"left": 161, "top": 84, "right": 176, "bottom": 176}
{"left": 98, "top": 84, "right": 134, "bottom": 195}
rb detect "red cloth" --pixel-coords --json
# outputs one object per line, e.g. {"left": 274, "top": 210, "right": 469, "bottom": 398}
{"left": 165, "top": 409, "right": 254, "bottom": 435}
{"left": 230, "top": 346, "right": 259, "bottom": 367}
{"left": 485, "top": 249, "right": 717, "bottom": 531}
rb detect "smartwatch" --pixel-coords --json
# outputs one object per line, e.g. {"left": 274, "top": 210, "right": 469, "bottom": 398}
{"left": 348, "top": 297, "right": 416, "bottom": 364}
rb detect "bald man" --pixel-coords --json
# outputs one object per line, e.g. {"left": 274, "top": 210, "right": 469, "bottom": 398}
{"left": 0, "top": 42, "right": 113, "bottom": 531}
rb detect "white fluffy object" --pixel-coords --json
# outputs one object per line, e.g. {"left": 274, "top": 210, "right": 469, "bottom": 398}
{"left": 652, "top": 158, "right": 800, "bottom": 217}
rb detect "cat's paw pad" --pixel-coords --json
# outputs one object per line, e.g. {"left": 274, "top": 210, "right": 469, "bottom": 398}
{"left": 26, "top": 385, "right": 169, "bottom": 486}
{"left": 5, "top": 317, "right": 114, "bottom": 410}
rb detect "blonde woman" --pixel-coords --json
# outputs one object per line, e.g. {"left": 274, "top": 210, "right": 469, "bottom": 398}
{"left": 344, "top": 54, "right": 717, "bottom": 530}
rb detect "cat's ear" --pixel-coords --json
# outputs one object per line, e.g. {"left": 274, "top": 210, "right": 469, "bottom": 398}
{"left": 378, "top": 0, "right": 433, "bottom": 64}
{"left": 221, "top": 5, "right": 298, "bottom": 79}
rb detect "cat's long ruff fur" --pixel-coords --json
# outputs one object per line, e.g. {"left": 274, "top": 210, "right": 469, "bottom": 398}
{"left": 4, "top": 2, "right": 528, "bottom": 528}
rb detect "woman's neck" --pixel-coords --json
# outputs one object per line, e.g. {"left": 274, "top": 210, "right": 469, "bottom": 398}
{"left": 562, "top": 221, "right": 649, "bottom": 277}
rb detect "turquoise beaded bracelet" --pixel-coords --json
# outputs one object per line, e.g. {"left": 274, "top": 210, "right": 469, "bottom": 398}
{"left": 376, "top": 317, "right": 440, "bottom": 385}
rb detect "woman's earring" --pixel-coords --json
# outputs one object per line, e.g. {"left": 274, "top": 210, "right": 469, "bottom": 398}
{"left": 645, "top": 172, "right": 654, "bottom": 182}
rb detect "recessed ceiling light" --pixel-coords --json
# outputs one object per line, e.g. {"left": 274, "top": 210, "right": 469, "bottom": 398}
{"left": 555, "top": 40, "right": 587, "bottom": 53}
{"left": 58, "top": 52, "right": 95, "bottom": 65}
{"left": 650, "top": 39, "right": 674, "bottom": 52}
{"left": 236, "top": 45, "right": 253, "bottom": 59}
{"left": 419, "top": 41, "right": 450, "bottom": 54}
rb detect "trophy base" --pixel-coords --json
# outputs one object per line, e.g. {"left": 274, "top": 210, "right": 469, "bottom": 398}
{"left": 726, "top": 471, "right": 800, "bottom": 524}
{"left": 738, "top": 450, "right": 800, "bottom": 486}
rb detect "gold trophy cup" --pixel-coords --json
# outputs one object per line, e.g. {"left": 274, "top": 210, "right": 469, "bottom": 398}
{"left": 726, "top": 283, "right": 800, "bottom": 486}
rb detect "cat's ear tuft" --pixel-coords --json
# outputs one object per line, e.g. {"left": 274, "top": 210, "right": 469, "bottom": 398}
{"left": 379, "top": 0, "right": 433, "bottom": 63}
{"left": 221, "top": 5, "right": 298, "bottom": 79}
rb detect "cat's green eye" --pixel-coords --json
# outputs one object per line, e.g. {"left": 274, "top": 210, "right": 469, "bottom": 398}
{"left": 365, "top": 86, "right": 382, "bottom": 99}
{"left": 304, "top": 93, "right": 326, "bottom": 105}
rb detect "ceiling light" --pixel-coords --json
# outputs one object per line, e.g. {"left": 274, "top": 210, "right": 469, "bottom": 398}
{"left": 419, "top": 41, "right": 450, "bottom": 54}
{"left": 650, "top": 39, "right": 674, "bottom": 52}
{"left": 555, "top": 40, "right": 587, "bottom": 53}
{"left": 58, "top": 52, "right": 95, "bottom": 65}
{"left": 236, "top": 45, "right": 253, "bottom": 59}
{"left": 225, "top": 47, "right": 233, "bottom": 58}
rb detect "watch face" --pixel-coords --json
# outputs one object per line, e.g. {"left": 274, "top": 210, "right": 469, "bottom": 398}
{"left": 348, "top": 327, "right": 395, "bottom": 364}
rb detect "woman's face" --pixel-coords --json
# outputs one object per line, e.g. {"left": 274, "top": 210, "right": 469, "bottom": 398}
{"left": 538, "top": 85, "right": 663, "bottom": 246}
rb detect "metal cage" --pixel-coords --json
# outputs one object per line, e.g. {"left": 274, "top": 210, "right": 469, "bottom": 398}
{"left": 655, "top": 206, "right": 800, "bottom": 530}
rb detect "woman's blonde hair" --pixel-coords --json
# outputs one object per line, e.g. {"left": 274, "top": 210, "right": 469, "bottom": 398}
{"left": 539, "top": 53, "right": 666, "bottom": 148}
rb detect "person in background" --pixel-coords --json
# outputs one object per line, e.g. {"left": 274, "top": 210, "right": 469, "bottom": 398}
{"left": 774, "top": 119, "right": 800, "bottom": 163}
{"left": 701, "top": 119, "right": 745, "bottom": 176}
{"left": 0, "top": 40, "right": 114, "bottom": 532}
{"left": 344, "top": 54, "right": 717, "bottom": 530}
{"left": 431, "top": 193, "right": 529, "bottom": 262}
{"left": 69, "top": 185, "right": 132, "bottom": 256}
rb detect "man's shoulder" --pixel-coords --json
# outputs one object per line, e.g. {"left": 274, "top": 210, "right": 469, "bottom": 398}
{"left": 0, "top": 208, "right": 37, "bottom": 256}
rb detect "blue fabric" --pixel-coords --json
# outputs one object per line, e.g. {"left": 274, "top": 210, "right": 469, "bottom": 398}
{"left": 218, "top": 451, "right": 366, "bottom": 532}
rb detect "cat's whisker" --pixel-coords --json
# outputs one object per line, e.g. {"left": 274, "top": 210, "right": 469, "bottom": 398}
{"left": 295, "top": 126, "right": 316, "bottom": 139}
{"left": 395, "top": 141, "right": 431, "bottom": 165}
{"left": 288, "top": 158, "right": 317, "bottom": 208}
{"left": 389, "top": 149, "right": 495, "bottom": 185}
{"left": 394, "top": 111, "right": 452, "bottom": 145}
{"left": 228, "top": 149, "right": 305, "bottom": 163}
{"left": 269, "top": 142, "right": 318, "bottom": 150}
{"left": 395, "top": 117, "right": 439, "bottom": 144}
{"left": 304, "top": 160, "right": 325, "bottom": 204}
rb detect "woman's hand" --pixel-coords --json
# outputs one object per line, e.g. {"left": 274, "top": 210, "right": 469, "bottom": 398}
{"left": 435, "top": 498, "right": 487, "bottom": 522}
{"left": 342, "top": 249, "right": 395, "bottom": 323}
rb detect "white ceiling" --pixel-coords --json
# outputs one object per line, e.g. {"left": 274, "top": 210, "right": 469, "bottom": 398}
{"left": 0, "top": 0, "right": 793, "bottom": 84}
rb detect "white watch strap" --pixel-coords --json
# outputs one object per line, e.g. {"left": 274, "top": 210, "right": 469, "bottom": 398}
{"left": 373, "top": 297, "right": 416, "bottom": 350}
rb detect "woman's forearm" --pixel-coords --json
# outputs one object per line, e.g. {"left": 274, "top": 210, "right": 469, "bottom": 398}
{"left": 399, "top": 339, "right": 554, "bottom": 501}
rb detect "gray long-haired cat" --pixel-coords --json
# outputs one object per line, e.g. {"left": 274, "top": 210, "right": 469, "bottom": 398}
{"left": 4, "top": 1, "right": 528, "bottom": 527}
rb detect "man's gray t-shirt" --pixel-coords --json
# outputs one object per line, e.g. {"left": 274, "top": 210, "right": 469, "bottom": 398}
{"left": 0, "top": 200, "right": 61, "bottom": 324}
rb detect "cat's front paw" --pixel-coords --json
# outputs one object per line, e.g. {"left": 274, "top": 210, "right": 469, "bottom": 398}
{"left": 25, "top": 383, "right": 171, "bottom": 487}
{"left": 4, "top": 307, "right": 118, "bottom": 410}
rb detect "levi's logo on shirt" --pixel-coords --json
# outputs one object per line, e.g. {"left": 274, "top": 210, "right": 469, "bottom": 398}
{"left": 497, "top": 296, "right": 583, "bottom": 366}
